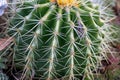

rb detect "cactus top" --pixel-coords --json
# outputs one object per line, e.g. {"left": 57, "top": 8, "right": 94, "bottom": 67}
{"left": 50, "top": 0, "right": 79, "bottom": 7}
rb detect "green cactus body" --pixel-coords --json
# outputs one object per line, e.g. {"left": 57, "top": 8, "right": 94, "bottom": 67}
{"left": 9, "top": 0, "right": 106, "bottom": 80}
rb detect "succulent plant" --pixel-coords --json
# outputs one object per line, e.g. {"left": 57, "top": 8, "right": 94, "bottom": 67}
{"left": 7, "top": 0, "right": 116, "bottom": 80}
{"left": 0, "top": 71, "right": 9, "bottom": 80}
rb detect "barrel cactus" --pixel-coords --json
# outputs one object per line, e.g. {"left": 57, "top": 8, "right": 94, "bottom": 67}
{"left": 8, "top": 0, "right": 115, "bottom": 80}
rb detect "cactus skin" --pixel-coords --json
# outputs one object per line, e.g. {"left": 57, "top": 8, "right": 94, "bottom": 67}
{"left": 9, "top": 0, "right": 108, "bottom": 80}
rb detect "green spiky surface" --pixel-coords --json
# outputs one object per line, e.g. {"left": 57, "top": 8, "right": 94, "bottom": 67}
{"left": 8, "top": 0, "right": 114, "bottom": 80}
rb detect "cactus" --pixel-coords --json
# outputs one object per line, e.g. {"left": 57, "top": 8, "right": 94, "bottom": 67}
{"left": 7, "top": 0, "right": 116, "bottom": 80}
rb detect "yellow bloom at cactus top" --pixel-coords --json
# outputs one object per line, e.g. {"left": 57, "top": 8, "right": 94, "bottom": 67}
{"left": 50, "top": 0, "right": 79, "bottom": 7}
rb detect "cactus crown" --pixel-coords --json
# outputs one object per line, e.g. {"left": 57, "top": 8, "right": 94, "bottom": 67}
{"left": 50, "top": 0, "right": 79, "bottom": 7}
